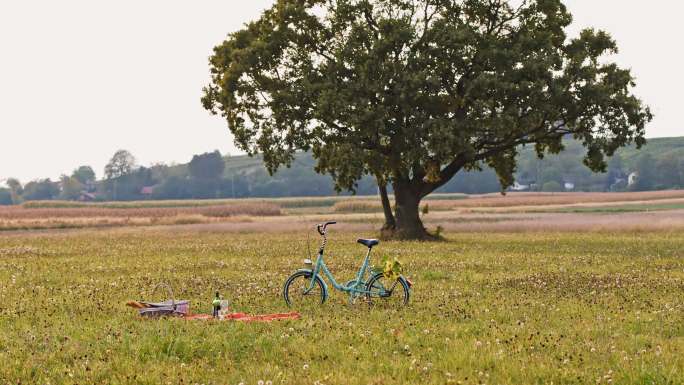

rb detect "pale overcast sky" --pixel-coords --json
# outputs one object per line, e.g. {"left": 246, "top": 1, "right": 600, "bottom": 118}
{"left": 1, "top": 1, "right": 681, "bottom": 182}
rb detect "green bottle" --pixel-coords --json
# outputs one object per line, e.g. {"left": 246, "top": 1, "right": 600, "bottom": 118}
{"left": 212, "top": 291, "right": 221, "bottom": 318}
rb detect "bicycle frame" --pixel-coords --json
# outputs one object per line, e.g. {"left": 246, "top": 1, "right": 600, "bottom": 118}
{"left": 306, "top": 245, "right": 375, "bottom": 295}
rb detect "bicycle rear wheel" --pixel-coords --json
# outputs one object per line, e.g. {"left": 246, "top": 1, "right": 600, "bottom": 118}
{"left": 283, "top": 271, "right": 326, "bottom": 308}
{"left": 365, "top": 272, "right": 410, "bottom": 307}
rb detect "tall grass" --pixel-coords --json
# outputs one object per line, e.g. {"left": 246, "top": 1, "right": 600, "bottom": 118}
{"left": 0, "top": 202, "right": 279, "bottom": 231}
{"left": 22, "top": 197, "right": 353, "bottom": 210}
{"left": 335, "top": 190, "right": 684, "bottom": 213}
{"left": 0, "top": 203, "right": 280, "bottom": 219}
{"left": 461, "top": 190, "right": 684, "bottom": 207}
{"left": 333, "top": 200, "right": 460, "bottom": 213}
{"left": 20, "top": 193, "right": 468, "bottom": 210}
{"left": 21, "top": 199, "right": 279, "bottom": 209}
{"left": 333, "top": 200, "right": 383, "bottom": 213}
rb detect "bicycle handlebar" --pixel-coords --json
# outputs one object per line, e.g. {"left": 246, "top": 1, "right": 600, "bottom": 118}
{"left": 317, "top": 221, "right": 337, "bottom": 235}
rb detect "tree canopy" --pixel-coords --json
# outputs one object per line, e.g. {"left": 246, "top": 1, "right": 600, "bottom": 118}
{"left": 5, "top": 178, "right": 22, "bottom": 204}
{"left": 72, "top": 166, "right": 96, "bottom": 184}
{"left": 188, "top": 150, "right": 226, "bottom": 180}
{"left": 632, "top": 153, "right": 656, "bottom": 191}
{"left": 105, "top": 150, "right": 136, "bottom": 180}
{"left": 203, "top": 0, "right": 651, "bottom": 238}
{"left": 59, "top": 175, "right": 84, "bottom": 200}
{"left": 0, "top": 188, "right": 12, "bottom": 205}
{"left": 22, "top": 179, "right": 59, "bottom": 201}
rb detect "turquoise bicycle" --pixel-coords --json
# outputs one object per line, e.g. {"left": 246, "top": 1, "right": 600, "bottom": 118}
{"left": 283, "top": 221, "right": 411, "bottom": 308}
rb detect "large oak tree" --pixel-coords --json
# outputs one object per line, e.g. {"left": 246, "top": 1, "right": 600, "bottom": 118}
{"left": 203, "top": 0, "right": 651, "bottom": 239}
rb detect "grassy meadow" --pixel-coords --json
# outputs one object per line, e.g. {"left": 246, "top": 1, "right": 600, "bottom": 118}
{"left": 1, "top": 223, "right": 683, "bottom": 384}
{"left": 1, "top": 192, "right": 684, "bottom": 384}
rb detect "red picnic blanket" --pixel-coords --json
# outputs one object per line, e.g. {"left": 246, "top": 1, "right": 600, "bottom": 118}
{"left": 183, "top": 312, "right": 300, "bottom": 322}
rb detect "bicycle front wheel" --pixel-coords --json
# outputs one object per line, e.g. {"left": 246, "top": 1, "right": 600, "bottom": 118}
{"left": 283, "top": 271, "right": 326, "bottom": 308}
{"left": 365, "top": 272, "right": 410, "bottom": 307}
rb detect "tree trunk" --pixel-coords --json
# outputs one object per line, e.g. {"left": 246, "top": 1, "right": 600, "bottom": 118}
{"left": 378, "top": 183, "right": 396, "bottom": 230}
{"left": 390, "top": 180, "right": 430, "bottom": 239}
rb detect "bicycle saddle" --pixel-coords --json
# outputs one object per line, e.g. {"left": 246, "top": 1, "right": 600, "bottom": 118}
{"left": 357, "top": 238, "right": 379, "bottom": 248}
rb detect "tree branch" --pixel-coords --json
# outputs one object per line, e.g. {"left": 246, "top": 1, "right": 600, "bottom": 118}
{"left": 363, "top": 5, "right": 380, "bottom": 39}
{"left": 418, "top": 153, "right": 469, "bottom": 197}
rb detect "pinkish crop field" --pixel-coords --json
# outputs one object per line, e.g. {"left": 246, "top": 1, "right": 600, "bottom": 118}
{"left": 4, "top": 191, "right": 684, "bottom": 233}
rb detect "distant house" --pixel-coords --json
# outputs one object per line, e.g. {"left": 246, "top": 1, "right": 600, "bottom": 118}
{"left": 140, "top": 185, "right": 156, "bottom": 197}
{"left": 628, "top": 172, "right": 639, "bottom": 187}
{"left": 511, "top": 181, "right": 530, "bottom": 191}
{"left": 84, "top": 180, "right": 97, "bottom": 193}
{"left": 78, "top": 192, "right": 97, "bottom": 202}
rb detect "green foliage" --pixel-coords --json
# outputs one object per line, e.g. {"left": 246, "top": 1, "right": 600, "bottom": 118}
{"left": 656, "top": 156, "right": 681, "bottom": 188}
{"left": 541, "top": 168, "right": 563, "bottom": 185}
{"left": 512, "top": 138, "right": 684, "bottom": 192}
{"left": 59, "top": 175, "right": 84, "bottom": 201}
{"left": 372, "top": 255, "right": 404, "bottom": 281}
{"left": 433, "top": 225, "right": 444, "bottom": 238}
{"left": 203, "top": 0, "right": 651, "bottom": 229}
{"left": 21, "top": 179, "right": 59, "bottom": 201}
{"left": 104, "top": 150, "right": 136, "bottom": 180}
{"left": 188, "top": 150, "right": 225, "bottom": 180}
{"left": 542, "top": 181, "right": 562, "bottom": 192}
{"left": 72, "top": 166, "right": 96, "bottom": 184}
{"left": 102, "top": 167, "right": 155, "bottom": 201}
{"left": 0, "top": 188, "right": 12, "bottom": 205}
{"left": 436, "top": 167, "right": 500, "bottom": 194}
{"left": 8, "top": 136, "right": 684, "bottom": 206}
{"left": 632, "top": 153, "right": 657, "bottom": 191}
{"left": 618, "top": 136, "right": 684, "bottom": 165}
{"left": 5, "top": 178, "right": 23, "bottom": 204}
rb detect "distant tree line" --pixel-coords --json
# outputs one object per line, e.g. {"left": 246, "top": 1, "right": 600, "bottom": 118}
{"left": 510, "top": 139, "right": 684, "bottom": 192}
{"left": 2, "top": 138, "right": 684, "bottom": 205}
{"left": 0, "top": 149, "right": 379, "bottom": 204}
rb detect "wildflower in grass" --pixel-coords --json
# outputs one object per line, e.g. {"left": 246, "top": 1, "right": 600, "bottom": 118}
{"left": 303, "top": 364, "right": 309, "bottom": 370}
